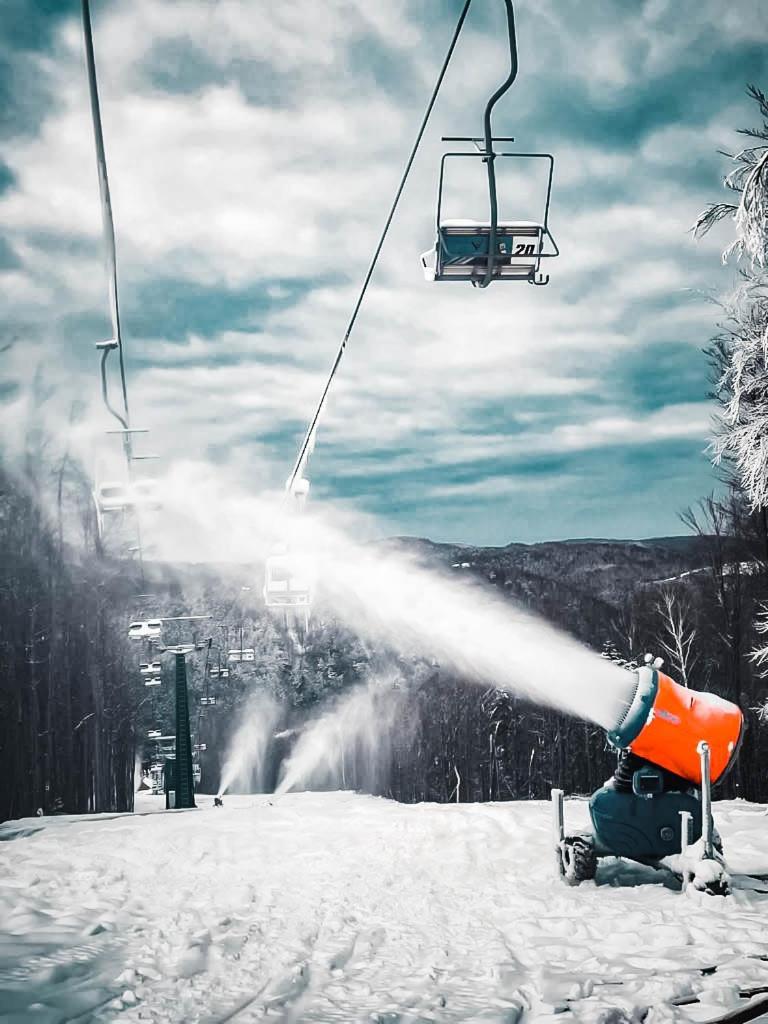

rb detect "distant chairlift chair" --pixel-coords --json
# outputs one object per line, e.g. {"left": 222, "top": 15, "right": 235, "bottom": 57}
{"left": 227, "top": 648, "right": 255, "bottom": 664}
{"left": 128, "top": 619, "right": 164, "bottom": 641}
{"left": 263, "top": 553, "right": 314, "bottom": 609}
{"left": 94, "top": 480, "right": 132, "bottom": 513}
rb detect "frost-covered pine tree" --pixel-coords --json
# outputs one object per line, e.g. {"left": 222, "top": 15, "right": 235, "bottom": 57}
{"left": 695, "top": 85, "right": 768, "bottom": 511}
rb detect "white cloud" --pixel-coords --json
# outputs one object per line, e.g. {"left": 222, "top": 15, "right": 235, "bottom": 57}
{"left": 0, "top": 0, "right": 745, "bottom": 541}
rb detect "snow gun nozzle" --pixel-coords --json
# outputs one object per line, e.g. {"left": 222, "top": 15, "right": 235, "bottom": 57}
{"left": 607, "top": 666, "right": 743, "bottom": 786}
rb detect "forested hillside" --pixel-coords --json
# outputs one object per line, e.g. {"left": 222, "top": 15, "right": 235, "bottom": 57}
{"left": 4, "top": 444, "right": 766, "bottom": 823}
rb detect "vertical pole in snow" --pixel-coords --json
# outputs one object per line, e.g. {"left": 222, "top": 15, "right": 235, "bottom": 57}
{"left": 679, "top": 810, "right": 693, "bottom": 890}
{"left": 174, "top": 653, "right": 196, "bottom": 809}
{"left": 698, "top": 741, "right": 713, "bottom": 859}
{"left": 552, "top": 788, "right": 565, "bottom": 878}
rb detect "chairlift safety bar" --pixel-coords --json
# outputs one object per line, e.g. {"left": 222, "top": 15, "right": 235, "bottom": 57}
{"left": 441, "top": 135, "right": 515, "bottom": 143}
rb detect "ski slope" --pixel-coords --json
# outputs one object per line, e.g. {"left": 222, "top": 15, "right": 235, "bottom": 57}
{"left": 1, "top": 793, "right": 767, "bottom": 1023}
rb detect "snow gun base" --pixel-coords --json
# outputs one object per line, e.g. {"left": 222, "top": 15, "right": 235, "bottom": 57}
{"left": 552, "top": 745, "right": 728, "bottom": 894}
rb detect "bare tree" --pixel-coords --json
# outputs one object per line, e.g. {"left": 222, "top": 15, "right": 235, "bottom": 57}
{"left": 654, "top": 589, "right": 699, "bottom": 687}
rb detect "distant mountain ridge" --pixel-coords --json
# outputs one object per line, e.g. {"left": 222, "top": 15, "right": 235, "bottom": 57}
{"left": 375, "top": 534, "right": 713, "bottom": 607}
{"left": 128, "top": 535, "right": 715, "bottom": 656}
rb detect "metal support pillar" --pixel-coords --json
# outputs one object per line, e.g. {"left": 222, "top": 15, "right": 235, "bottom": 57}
{"left": 174, "top": 652, "right": 196, "bottom": 809}
{"left": 679, "top": 809, "right": 693, "bottom": 890}
{"left": 552, "top": 788, "right": 565, "bottom": 877}
{"left": 699, "top": 741, "right": 713, "bottom": 859}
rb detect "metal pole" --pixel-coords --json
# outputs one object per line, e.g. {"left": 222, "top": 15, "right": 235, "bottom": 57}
{"left": 699, "top": 741, "right": 714, "bottom": 859}
{"left": 679, "top": 810, "right": 693, "bottom": 890}
{"left": 552, "top": 788, "right": 565, "bottom": 878}
{"left": 174, "top": 653, "right": 196, "bottom": 809}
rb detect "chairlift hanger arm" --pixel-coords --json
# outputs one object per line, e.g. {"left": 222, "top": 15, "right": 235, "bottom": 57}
{"left": 478, "top": 0, "right": 518, "bottom": 289}
{"left": 98, "top": 344, "right": 127, "bottom": 431}
{"left": 82, "top": 0, "right": 130, "bottom": 428}
{"left": 286, "top": 0, "right": 473, "bottom": 493}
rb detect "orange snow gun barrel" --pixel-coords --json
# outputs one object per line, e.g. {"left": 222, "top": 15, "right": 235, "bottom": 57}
{"left": 607, "top": 667, "right": 743, "bottom": 785}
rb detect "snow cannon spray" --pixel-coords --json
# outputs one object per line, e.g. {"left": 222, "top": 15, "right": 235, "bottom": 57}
{"left": 606, "top": 666, "right": 743, "bottom": 785}
{"left": 555, "top": 667, "right": 744, "bottom": 889}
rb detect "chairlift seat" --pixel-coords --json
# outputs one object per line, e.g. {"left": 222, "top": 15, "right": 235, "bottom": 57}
{"left": 132, "top": 479, "right": 162, "bottom": 510}
{"left": 128, "top": 619, "right": 163, "bottom": 640}
{"left": 424, "top": 220, "right": 549, "bottom": 282}
{"left": 227, "top": 648, "right": 255, "bottom": 663}
{"left": 95, "top": 481, "right": 133, "bottom": 514}
{"left": 145, "top": 677, "right": 162, "bottom": 687}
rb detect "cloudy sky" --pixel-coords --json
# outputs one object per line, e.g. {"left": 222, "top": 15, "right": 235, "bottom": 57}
{"left": 1, "top": 0, "right": 767, "bottom": 546}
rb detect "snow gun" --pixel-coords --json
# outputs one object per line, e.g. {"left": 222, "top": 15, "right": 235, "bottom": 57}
{"left": 554, "top": 664, "right": 743, "bottom": 891}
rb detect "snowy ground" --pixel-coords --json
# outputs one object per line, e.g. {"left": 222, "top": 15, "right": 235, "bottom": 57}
{"left": 1, "top": 794, "right": 767, "bottom": 1024}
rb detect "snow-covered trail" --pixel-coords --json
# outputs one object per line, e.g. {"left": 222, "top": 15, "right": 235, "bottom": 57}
{"left": 1, "top": 795, "right": 767, "bottom": 1024}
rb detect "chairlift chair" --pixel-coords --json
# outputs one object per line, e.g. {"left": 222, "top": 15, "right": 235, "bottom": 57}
{"left": 200, "top": 696, "right": 217, "bottom": 706}
{"left": 227, "top": 648, "right": 255, "bottom": 663}
{"left": 420, "top": 1, "right": 558, "bottom": 288}
{"left": 421, "top": 151, "right": 559, "bottom": 286}
{"left": 263, "top": 553, "right": 314, "bottom": 608}
{"left": 145, "top": 676, "right": 162, "bottom": 687}
{"left": 139, "top": 661, "right": 162, "bottom": 676}
{"left": 128, "top": 619, "right": 163, "bottom": 641}
{"left": 94, "top": 480, "right": 133, "bottom": 513}
{"left": 147, "top": 729, "right": 162, "bottom": 739}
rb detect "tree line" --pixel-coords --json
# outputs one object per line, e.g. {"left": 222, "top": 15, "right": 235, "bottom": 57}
{"left": 2, "top": 86, "right": 767, "bottom": 820}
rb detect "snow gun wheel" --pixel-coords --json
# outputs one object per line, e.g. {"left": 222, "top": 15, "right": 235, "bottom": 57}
{"left": 560, "top": 836, "right": 597, "bottom": 885}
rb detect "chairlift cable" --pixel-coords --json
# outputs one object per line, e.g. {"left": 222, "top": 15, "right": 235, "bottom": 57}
{"left": 286, "top": 0, "right": 473, "bottom": 494}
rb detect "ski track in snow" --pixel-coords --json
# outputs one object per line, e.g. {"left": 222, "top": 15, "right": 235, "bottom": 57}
{"left": 0, "top": 794, "right": 766, "bottom": 1024}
